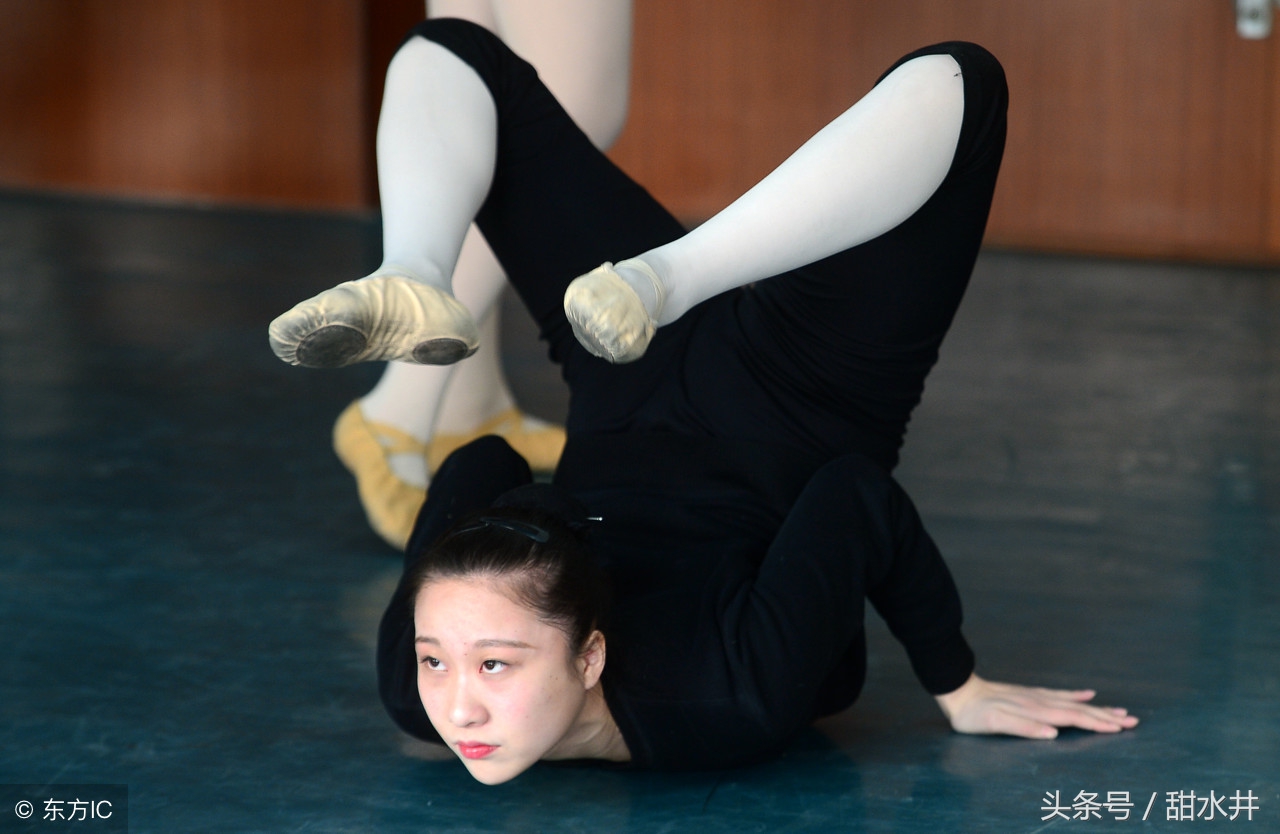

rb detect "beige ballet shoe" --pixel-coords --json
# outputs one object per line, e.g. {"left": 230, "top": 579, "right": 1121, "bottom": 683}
{"left": 563, "top": 259, "right": 665, "bottom": 364}
{"left": 427, "top": 408, "right": 567, "bottom": 474}
{"left": 332, "top": 401, "right": 427, "bottom": 550}
{"left": 269, "top": 275, "right": 480, "bottom": 368}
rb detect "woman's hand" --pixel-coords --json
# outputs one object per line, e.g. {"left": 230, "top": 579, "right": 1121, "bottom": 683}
{"left": 934, "top": 673, "right": 1139, "bottom": 739}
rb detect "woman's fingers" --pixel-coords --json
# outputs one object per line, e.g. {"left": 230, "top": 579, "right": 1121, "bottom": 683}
{"left": 986, "top": 707, "right": 1059, "bottom": 739}
{"left": 938, "top": 675, "right": 1139, "bottom": 738}
{"left": 1003, "top": 690, "right": 1140, "bottom": 734}
{"left": 1033, "top": 686, "right": 1097, "bottom": 702}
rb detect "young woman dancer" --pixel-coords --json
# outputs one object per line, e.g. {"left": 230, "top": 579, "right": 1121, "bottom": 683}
{"left": 269, "top": 19, "right": 1138, "bottom": 784}
{"left": 333, "top": 0, "right": 633, "bottom": 550}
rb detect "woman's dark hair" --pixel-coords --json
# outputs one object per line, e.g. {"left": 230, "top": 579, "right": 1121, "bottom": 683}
{"left": 404, "top": 503, "right": 608, "bottom": 654}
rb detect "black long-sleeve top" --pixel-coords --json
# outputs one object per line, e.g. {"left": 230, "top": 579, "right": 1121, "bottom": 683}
{"left": 378, "top": 431, "right": 974, "bottom": 771}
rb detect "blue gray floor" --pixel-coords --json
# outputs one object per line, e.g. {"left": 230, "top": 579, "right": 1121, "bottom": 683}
{"left": 1, "top": 191, "right": 1276, "bottom": 832}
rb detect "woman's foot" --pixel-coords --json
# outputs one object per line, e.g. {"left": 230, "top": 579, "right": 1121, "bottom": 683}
{"left": 332, "top": 401, "right": 429, "bottom": 550}
{"left": 269, "top": 274, "right": 480, "bottom": 368}
{"left": 563, "top": 258, "right": 665, "bottom": 363}
{"left": 334, "top": 400, "right": 567, "bottom": 549}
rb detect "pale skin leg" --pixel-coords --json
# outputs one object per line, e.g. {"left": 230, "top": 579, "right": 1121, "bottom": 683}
{"left": 362, "top": 0, "right": 632, "bottom": 489}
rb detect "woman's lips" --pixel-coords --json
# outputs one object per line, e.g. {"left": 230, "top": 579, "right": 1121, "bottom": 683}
{"left": 457, "top": 742, "right": 499, "bottom": 760}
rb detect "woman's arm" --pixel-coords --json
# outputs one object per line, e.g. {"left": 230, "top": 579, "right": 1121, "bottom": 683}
{"left": 934, "top": 672, "right": 1139, "bottom": 739}
{"left": 719, "top": 453, "right": 976, "bottom": 737}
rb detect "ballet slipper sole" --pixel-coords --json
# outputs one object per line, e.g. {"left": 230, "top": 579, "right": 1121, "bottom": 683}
{"left": 412, "top": 338, "right": 475, "bottom": 365}
{"left": 295, "top": 324, "right": 368, "bottom": 368}
{"left": 270, "top": 275, "right": 480, "bottom": 368}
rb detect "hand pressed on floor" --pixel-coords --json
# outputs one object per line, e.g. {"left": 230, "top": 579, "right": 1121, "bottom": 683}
{"left": 934, "top": 673, "right": 1139, "bottom": 739}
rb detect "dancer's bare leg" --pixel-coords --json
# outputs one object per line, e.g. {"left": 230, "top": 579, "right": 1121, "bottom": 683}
{"left": 565, "top": 53, "right": 965, "bottom": 362}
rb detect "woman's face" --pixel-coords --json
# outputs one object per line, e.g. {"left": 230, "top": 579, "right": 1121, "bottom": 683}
{"left": 413, "top": 575, "right": 598, "bottom": 784}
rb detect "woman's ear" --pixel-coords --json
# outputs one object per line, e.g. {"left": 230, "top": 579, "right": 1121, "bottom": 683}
{"left": 577, "top": 629, "right": 607, "bottom": 688}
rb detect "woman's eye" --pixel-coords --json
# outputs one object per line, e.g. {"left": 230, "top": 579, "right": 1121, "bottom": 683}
{"left": 481, "top": 660, "right": 507, "bottom": 673}
{"left": 421, "top": 656, "right": 443, "bottom": 670}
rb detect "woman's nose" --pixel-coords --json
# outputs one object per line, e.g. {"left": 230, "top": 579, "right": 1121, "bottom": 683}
{"left": 447, "top": 675, "right": 488, "bottom": 727}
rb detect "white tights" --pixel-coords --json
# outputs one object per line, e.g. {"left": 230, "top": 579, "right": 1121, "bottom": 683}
{"left": 618, "top": 54, "right": 965, "bottom": 327}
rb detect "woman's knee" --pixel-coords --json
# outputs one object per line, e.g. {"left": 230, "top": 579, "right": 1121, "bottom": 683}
{"left": 404, "top": 435, "right": 533, "bottom": 559}
{"left": 937, "top": 42, "right": 1008, "bottom": 171}
{"left": 434, "top": 434, "right": 531, "bottom": 486}
{"left": 400, "top": 17, "right": 534, "bottom": 102}
{"left": 783, "top": 453, "right": 898, "bottom": 538}
{"left": 810, "top": 452, "right": 891, "bottom": 494}
{"left": 878, "top": 41, "right": 1007, "bottom": 174}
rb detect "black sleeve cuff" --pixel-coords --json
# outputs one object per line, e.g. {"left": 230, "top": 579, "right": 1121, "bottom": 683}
{"left": 905, "top": 629, "right": 976, "bottom": 695}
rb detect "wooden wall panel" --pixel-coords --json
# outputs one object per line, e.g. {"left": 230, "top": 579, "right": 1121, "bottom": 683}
{"left": 0, "top": 0, "right": 371, "bottom": 209}
{"left": 609, "top": 0, "right": 1279, "bottom": 263}
{"left": 986, "top": 1, "right": 1272, "bottom": 261}
{"left": 1270, "top": 29, "right": 1280, "bottom": 254}
{"left": 1, "top": 0, "right": 1278, "bottom": 262}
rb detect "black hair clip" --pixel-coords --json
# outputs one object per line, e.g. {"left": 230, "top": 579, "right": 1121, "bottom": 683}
{"left": 455, "top": 516, "right": 551, "bottom": 544}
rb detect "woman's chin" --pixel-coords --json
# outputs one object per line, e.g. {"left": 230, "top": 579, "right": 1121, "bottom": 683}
{"left": 462, "top": 757, "right": 530, "bottom": 785}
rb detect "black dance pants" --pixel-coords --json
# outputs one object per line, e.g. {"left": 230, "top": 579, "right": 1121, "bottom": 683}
{"left": 413, "top": 17, "right": 1007, "bottom": 471}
